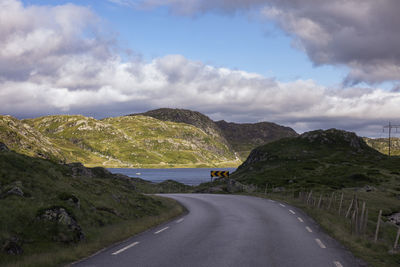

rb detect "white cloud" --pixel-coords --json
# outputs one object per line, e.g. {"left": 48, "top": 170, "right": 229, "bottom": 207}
{"left": 1, "top": 0, "right": 400, "bottom": 137}
{"left": 135, "top": 0, "right": 400, "bottom": 85}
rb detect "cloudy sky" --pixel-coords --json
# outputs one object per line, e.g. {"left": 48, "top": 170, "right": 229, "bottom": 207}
{"left": 2, "top": 0, "right": 400, "bottom": 137}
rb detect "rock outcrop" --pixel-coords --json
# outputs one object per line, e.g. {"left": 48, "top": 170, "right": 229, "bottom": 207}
{"left": 388, "top": 212, "right": 400, "bottom": 225}
{"left": 0, "top": 142, "right": 9, "bottom": 151}
{"left": 2, "top": 237, "right": 23, "bottom": 255}
{"left": 37, "top": 207, "right": 84, "bottom": 243}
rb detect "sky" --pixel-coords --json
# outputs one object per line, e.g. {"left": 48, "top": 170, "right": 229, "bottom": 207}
{"left": 1, "top": 0, "right": 400, "bottom": 137}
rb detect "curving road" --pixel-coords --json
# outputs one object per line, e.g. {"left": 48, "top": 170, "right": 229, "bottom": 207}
{"left": 74, "top": 194, "right": 364, "bottom": 267}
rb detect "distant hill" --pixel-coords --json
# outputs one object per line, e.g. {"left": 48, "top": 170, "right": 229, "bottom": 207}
{"left": 22, "top": 115, "right": 238, "bottom": 168}
{"left": 215, "top": 120, "right": 298, "bottom": 159}
{"left": 132, "top": 108, "right": 297, "bottom": 160}
{"left": 133, "top": 108, "right": 231, "bottom": 148}
{"left": 232, "top": 129, "right": 390, "bottom": 189}
{"left": 0, "top": 115, "right": 65, "bottom": 162}
{"left": 364, "top": 137, "right": 400, "bottom": 156}
{"left": 0, "top": 108, "right": 298, "bottom": 167}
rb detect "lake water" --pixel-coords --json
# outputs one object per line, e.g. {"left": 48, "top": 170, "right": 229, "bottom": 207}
{"left": 107, "top": 168, "right": 237, "bottom": 186}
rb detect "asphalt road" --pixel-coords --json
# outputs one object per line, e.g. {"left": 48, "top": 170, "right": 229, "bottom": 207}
{"left": 74, "top": 194, "right": 364, "bottom": 267}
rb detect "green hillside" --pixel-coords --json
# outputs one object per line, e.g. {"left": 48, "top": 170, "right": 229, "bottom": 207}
{"left": 0, "top": 115, "right": 65, "bottom": 162}
{"left": 232, "top": 129, "right": 395, "bottom": 190}
{"left": 0, "top": 109, "right": 299, "bottom": 168}
{"left": 133, "top": 108, "right": 298, "bottom": 160}
{"left": 22, "top": 115, "right": 239, "bottom": 168}
{"left": 364, "top": 137, "right": 400, "bottom": 156}
{"left": 0, "top": 144, "right": 183, "bottom": 266}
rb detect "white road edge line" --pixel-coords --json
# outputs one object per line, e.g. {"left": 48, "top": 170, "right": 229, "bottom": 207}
{"left": 112, "top": 242, "right": 139, "bottom": 255}
{"left": 279, "top": 203, "right": 286, "bottom": 207}
{"left": 176, "top": 218, "right": 184, "bottom": 223}
{"left": 289, "top": 209, "right": 295, "bottom": 214}
{"left": 333, "top": 261, "right": 343, "bottom": 267}
{"left": 269, "top": 200, "right": 275, "bottom": 202}
{"left": 315, "top": 238, "right": 326, "bottom": 248}
{"left": 306, "top": 226, "right": 313, "bottom": 233}
{"left": 154, "top": 226, "right": 169, "bottom": 234}
{"left": 297, "top": 217, "right": 304, "bottom": 223}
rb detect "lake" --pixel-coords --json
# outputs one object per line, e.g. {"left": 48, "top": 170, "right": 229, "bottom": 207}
{"left": 107, "top": 168, "right": 237, "bottom": 186}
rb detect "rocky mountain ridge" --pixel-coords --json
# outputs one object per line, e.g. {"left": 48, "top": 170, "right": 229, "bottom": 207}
{"left": 132, "top": 108, "right": 298, "bottom": 160}
{"left": 23, "top": 114, "right": 238, "bottom": 167}
{"left": 215, "top": 120, "right": 298, "bottom": 159}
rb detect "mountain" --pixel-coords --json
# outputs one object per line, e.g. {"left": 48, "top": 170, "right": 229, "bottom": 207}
{"left": 0, "top": 109, "right": 297, "bottom": 167}
{"left": 215, "top": 120, "right": 298, "bottom": 159}
{"left": 364, "top": 137, "right": 400, "bottom": 156}
{"left": 232, "top": 129, "right": 391, "bottom": 189}
{"left": 133, "top": 108, "right": 231, "bottom": 146}
{"left": 22, "top": 115, "right": 238, "bottom": 167}
{"left": 132, "top": 108, "right": 298, "bottom": 160}
{"left": 0, "top": 115, "right": 65, "bottom": 162}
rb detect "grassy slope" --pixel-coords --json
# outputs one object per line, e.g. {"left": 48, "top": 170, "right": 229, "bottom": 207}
{"left": 21, "top": 115, "right": 239, "bottom": 168}
{"left": 0, "top": 150, "right": 184, "bottom": 266}
{"left": 232, "top": 129, "right": 393, "bottom": 190}
{"left": 364, "top": 137, "right": 400, "bottom": 156}
{"left": 0, "top": 115, "right": 65, "bottom": 162}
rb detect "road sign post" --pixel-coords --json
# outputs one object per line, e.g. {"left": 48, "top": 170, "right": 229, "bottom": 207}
{"left": 210, "top": 171, "right": 230, "bottom": 181}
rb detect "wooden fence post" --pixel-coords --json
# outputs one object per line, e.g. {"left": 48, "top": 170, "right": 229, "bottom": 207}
{"left": 351, "top": 209, "right": 356, "bottom": 234}
{"left": 363, "top": 208, "right": 368, "bottom": 235}
{"left": 374, "top": 210, "right": 382, "bottom": 243}
{"left": 318, "top": 194, "right": 322, "bottom": 209}
{"left": 345, "top": 196, "right": 354, "bottom": 218}
{"left": 359, "top": 201, "right": 366, "bottom": 235}
{"left": 328, "top": 192, "right": 334, "bottom": 210}
{"left": 394, "top": 227, "right": 400, "bottom": 250}
{"left": 354, "top": 196, "right": 359, "bottom": 235}
{"left": 338, "top": 192, "right": 344, "bottom": 215}
{"left": 307, "top": 191, "right": 313, "bottom": 205}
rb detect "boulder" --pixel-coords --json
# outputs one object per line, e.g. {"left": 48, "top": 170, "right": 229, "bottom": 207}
{"left": 244, "top": 184, "right": 257, "bottom": 193}
{"left": 388, "top": 212, "right": 400, "bottom": 225}
{"left": 227, "top": 179, "right": 245, "bottom": 193}
{"left": 6, "top": 186, "right": 24, "bottom": 197}
{"left": 0, "top": 185, "right": 24, "bottom": 199}
{"left": 362, "top": 185, "right": 376, "bottom": 192}
{"left": 67, "top": 162, "right": 94, "bottom": 177}
{"left": 355, "top": 185, "right": 377, "bottom": 192}
{"left": 273, "top": 187, "right": 286, "bottom": 193}
{"left": 0, "top": 142, "right": 9, "bottom": 152}
{"left": 38, "top": 207, "right": 84, "bottom": 242}
{"left": 2, "top": 238, "right": 23, "bottom": 255}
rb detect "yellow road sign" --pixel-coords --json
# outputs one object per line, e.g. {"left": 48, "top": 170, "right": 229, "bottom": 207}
{"left": 210, "top": 171, "right": 229, "bottom": 178}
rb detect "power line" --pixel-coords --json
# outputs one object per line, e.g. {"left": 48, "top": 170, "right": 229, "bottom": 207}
{"left": 383, "top": 122, "right": 400, "bottom": 156}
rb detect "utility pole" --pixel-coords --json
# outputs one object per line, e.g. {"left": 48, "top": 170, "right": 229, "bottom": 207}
{"left": 383, "top": 122, "right": 400, "bottom": 156}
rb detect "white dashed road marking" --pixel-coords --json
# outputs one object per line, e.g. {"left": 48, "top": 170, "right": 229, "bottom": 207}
{"left": 289, "top": 210, "right": 295, "bottom": 214}
{"left": 112, "top": 242, "right": 139, "bottom": 255}
{"left": 333, "top": 261, "right": 343, "bottom": 267}
{"left": 306, "top": 226, "right": 313, "bottom": 233}
{"left": 154, "top": 227, "right": 169, "bottom": 234}
{"left": 176, "top": 218, "right": 184, "bottom": 223}
{"left": 279, "top": 204, "right": 286, "bottom": 207}
{"left": 269, "top": 200, "right": 275, "bottom": 203}
{"left": 297, "top": 217, "right": 304, "bottom": 223}
{"left": 315, "top": 238, "right": 326, "bottom": 248}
